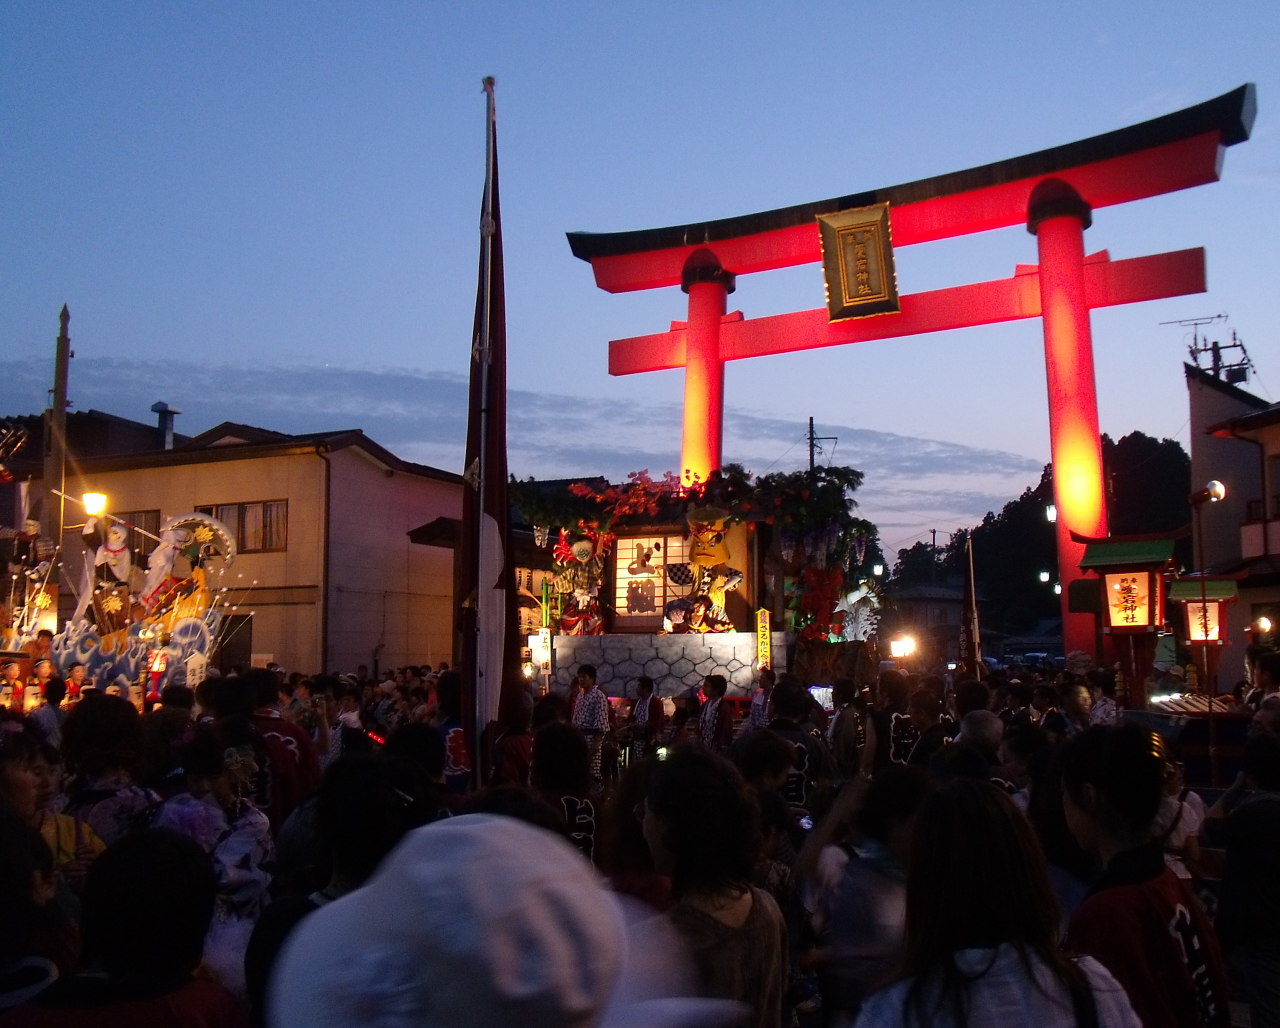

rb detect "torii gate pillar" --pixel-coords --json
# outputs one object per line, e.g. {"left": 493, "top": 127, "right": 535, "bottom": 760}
{"left": 1029, "top": 180, "right": 1108, "bottom": 655}
{"left": 681, "top": 253, "right": 736, "bottom": 484}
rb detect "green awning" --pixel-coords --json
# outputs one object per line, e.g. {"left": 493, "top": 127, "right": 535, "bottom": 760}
{"left": 1168, "top": 579, "right": 1239, "bottom": 602}
{"left": 1078, "top": 539, "right": 1176, "bottom": 570}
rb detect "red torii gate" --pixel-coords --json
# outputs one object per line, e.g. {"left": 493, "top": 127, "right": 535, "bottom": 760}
{"left": 567, "top": 85, "right": 1255, "bottom": 658}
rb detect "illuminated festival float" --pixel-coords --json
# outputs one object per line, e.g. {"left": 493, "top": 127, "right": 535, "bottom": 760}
{"left": 566, "top": 84, "right": 1255, "bottom": 667}
{"left": 510, "top": 466, "right": 883, "bottom": 697}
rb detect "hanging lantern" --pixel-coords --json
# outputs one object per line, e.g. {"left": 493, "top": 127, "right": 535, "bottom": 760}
{"left": 1078, "top": 539, "right": 1176, "bottom": 637}
{"left": 532, "top": 524, "right": 550, "bottom": 548}
{"left": 1169, "top": 578, "right": 1238, "bottom": 647}
{"left": 1101, "top": 570, "right": 1163, "bottom": 633}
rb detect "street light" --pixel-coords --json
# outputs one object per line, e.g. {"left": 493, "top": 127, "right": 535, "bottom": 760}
{"left": 1038, "top": 570, "right": 1051, "bottom": 583}
{"left": 1045, "top": 504, "right": 1058, "bottom": 523}
{"left": 82, "top": 492, "right": 107, "bottom": 517}
{"left": 889, "top": 634, "right": 916, "bottom": 659}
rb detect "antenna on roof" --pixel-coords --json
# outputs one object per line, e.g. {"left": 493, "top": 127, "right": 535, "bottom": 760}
{"left": 1163, "top": 314, "right": 1254, "bottom": 385}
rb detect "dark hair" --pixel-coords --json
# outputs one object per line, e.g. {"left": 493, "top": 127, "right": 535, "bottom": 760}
{"left": 878, "top": 669, "right": 910, "bottom": 709}
{"left": 772, "top": 679, "right": 809, "bottom": 720}
{"left": 1060, "top": 724, "right": 1166, "bottom": 837}
{"left": 1242, "top": 731, "right": 1280, "bottom": 791}
{"left": 646, "top": 746, "right": 761, "bottom": 896}
{"left": 1255, "top": 650, "right": 1280, "bottom": 685}
{"left": 461, "top": 786, "right": 566, "bottom": 838}
{"left": 208, "top": 675, "right": 254, "bottom": 719}
{"left": 531, "top": 692, "right": 571, "bottom": 730}
{"left": 159, "top": 684, "right": 195, "bottom": 711}
{"left": 735, "top": 729, "right": 797, "bottom": 785}
{"left": 856, "top": 764, "right": 931, "bottom": 843}
{"left": 578, "top": 664, "right": 597, "bottom": 682}
{"left": 382, "top": 722, "right": 446, "bottom": 780}
{"left": 62, "top": 693, "right": 143, "bottom": 778}
{"left": 703, "top": 674, "right": 727, "bottom": 699}
{"left": 635, "top": 676, "right": 654, "bottom": 696}
{"left": 243, "top": 668, "right": 280, "bottom": 708}
{"left": 908, "top": 689, "right": 941, "bottom": 719}
{"left": 531, "top": 721, "right": 591, "bottom": 796}
{"left": 901, "top": 779, "right": 1097, "bottom": 1026}
{"left": 318, "top": 755, "right": 435, "bottom": 882}
{"left": 42, "top": 677, "right": 67, "bottom": 708}
{"left": 81, "top": 828, "right": 216, "bottom": 983}
{"left": 952, "top": 679, "right": 990, "bottom": 718}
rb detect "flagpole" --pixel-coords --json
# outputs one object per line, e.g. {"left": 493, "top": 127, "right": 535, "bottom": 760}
{"left": 474, "top": 76, "right": 496, "bottom": 786}
{"left": 460, "top": 75, "right": 514, "bottom": 788}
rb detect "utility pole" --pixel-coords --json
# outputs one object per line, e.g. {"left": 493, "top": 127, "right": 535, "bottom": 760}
{"left": 931, "top": 528, "right": 938, "bottom": 586}
{"left": 44, "top": 306, "right": 72, "bottom": 544}
{"left": 807, "top": 417, "right": 838, "bottom": 472}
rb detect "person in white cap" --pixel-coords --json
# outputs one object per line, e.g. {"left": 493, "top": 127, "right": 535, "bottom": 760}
{"left": 267, "top": 813, "right": 741, "bottom": 1027}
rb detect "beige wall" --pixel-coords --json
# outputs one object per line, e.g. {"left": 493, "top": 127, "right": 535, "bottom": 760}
{"left": 324, "top": 449, "right": 459, "bottom": 673}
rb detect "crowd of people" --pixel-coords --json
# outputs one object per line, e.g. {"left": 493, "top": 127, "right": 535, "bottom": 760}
{"left": 1, "top": 654, "right": 1279, "bottom": 1026}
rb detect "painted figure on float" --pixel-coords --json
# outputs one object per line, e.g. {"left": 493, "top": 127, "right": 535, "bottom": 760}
{"left": 0, "top": 510, "right": 239, "bottom": 707}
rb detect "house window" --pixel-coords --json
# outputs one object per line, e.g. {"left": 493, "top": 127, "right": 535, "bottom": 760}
{"left": 196, "top": 500, "right": 287, "bottom": 553}
{"left": 613, "top": 532, "right": 689, "bottom": 629}
{"left": 115, "top": 509, "right": 161, "bottom": 559}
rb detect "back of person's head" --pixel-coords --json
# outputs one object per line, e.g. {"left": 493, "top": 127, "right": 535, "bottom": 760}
{"left": 1009, "top": 681, "right": 1034, "bottom": 708}
{"left": 461, "top": 785, "right": 567, "bottom": 837}
{"left": 497, "top": 688, "right": 534, "bottom": 733}
{"left": 702, "top": 674, "right": 727, "bottom": 699}
{"left": 61, "top": 693, "right": 143, "bottom": 779}
{"left": 735, "top": 729, "right": 797, "bottom": 786}
{"left": 208, "top": 674, "right": 254, "bottom": 719}
{"left": 952, "top": 679, "right": 990, "bottom": 718}
{"left": 771, "top": 679, "right": 808, "bottom": 721}
{"left": 908, "top": 689, "right": 941, "bottom": 720}
{"left": 1256, "top": 650, "right": 1280, "bottom": 686}
{"left": 927, "top": 742, "right": 995, "bottom": 784}
{"left": 82, "top": 828, "right": 216, "bottom": 984}
{"left": 158, "top": 684, "right": 195, "bottom": 711}
{"left": 531, "top": 721, "right": 591, "bottom": 796}
{"left": 243, "top": 667, "right": 281, "bottom": 708}
{"left": 1242, "top": 731, "right": 1280, "bottom": 791}
{"left": 957, "top": 709, "right": 1004, "bottom": 762}
{"left": 918, "top": 674, "right": 945, "bottom": 700}
{"left": 42, "top": 678, "right": 66, "bottom": 708}
{"left": 902, "top": 779, "right": 1072, "bottom": 1023}
{"left": 532, "top": 692, "right": 571, "bottom": 729}
{"left": 831, "top": 677, "right": 858, "bottom": 707}
{"left": 855, "top": 764, "right": 931, "bottom": 845}
{"left": 646, "top": 746, "right": 760, "bottom": 895}
{"left": 1060, "top": 723, "right": 1166, "bottom": 836}
{"left": 383, "top": 722, "right": 446, "bottom": 780}
{"left": 318, "top": 755, "right": 435, "bottom": 883}
{"left": 878, "top": 669, "right": 909, "bottom": 709}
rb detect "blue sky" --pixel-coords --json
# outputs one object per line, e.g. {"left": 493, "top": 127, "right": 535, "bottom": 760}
{"left": 3, "top": 2, "right": 1278, "bottom": 552}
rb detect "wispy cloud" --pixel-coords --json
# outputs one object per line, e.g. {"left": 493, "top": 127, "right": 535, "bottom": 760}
{"left": 1, "top": 357, "right": 1040, "bottom": 548}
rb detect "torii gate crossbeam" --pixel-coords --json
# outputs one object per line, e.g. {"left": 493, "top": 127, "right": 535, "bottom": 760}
{"left": 567, "top": 85, "right": 1256, "bottom": 659}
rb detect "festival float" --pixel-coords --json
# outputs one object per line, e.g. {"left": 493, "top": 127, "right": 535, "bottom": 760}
{"left": 511, "top": 463, "right": 884, "bottom": 698}
{"left": 2, "top": 503, "right": 243, "bottom": 705}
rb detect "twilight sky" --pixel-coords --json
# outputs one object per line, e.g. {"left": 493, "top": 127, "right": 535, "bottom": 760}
{"left": 3, "top": 2, "right": 1279, "bottom": 554}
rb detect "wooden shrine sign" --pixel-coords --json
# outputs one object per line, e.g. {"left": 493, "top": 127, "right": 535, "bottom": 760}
{"left": 567, "top": 85, "right": 1255, "bottom": 657}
